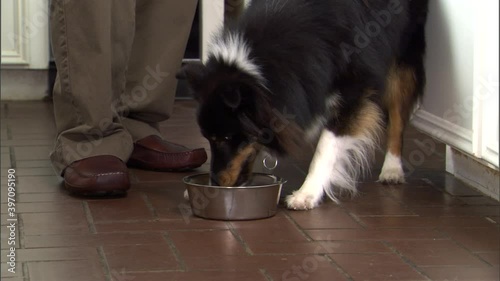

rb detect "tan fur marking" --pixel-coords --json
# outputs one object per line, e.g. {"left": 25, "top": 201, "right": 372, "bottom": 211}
{"left": 349, "top": 96, "right": 384, "bottom": 139}
{"left": 218, "top": 143, "right": 260, "bottom": 186}
{"left": 383, "top": 63, "right": 418, "bottom": 156}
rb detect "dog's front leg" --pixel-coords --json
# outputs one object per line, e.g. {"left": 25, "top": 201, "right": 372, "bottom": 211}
{"left": 286, "top": 129, "right": 338, "bottom": 210}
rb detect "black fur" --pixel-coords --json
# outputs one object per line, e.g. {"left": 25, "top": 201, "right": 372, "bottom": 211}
{"left": 178, "top": 0, "right": 428, "bottom": 186}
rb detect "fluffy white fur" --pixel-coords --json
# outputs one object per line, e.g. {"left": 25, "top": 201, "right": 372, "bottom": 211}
{"left": 208, "top": 33, "right": 265, "bottom": 83}
{"left": 378, "top": 152, "right": 405, "bottom": 183}
{"left": 286, "top": 129, "right": 378, "bottom": 210}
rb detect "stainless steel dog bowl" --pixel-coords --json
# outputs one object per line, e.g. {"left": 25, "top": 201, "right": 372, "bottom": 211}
{"left": 183, "top": 173, "right": 286, "bottom": 220}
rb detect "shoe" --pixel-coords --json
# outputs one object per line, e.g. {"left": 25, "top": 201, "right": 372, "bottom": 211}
{"left": 127, "top": 135, "right": 207, "bottom": 171}
{"left": 63, "top": 155, "right": 130, "bottom": 195}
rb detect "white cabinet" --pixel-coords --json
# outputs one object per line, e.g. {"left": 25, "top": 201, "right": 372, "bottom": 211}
{"left": 412, "top": 0, "right": 499, "bottom": 199}
{"left": 1, "top": 0, "right": 50, "bottom": 69}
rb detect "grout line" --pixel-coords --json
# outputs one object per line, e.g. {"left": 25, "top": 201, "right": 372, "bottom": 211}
{"left": 323, "top": 255, "right": 355, "bottom": 281}
{"left": 82, "top": 201, "right": 97, "bottom": 234}
{"left": 9, "top": 146, "right": 17, "bottom": 169}
{"left": 140, "top": 192, "right": 159, "bottom": 220}
{"left": 382, "top": 241, "right": 433, "bottom": 281}
{"left": 435, "top": 228, "right": 497, "bottom": 267}
{"left": 22, "top": 262, "right": 30, "bottom": 281}
{"left": 227, "top": 222, "right": 254, "bottom": 255}
{"left": 282, "top": 211, "right": 314, "bottom": 242}
{"left": 162, "top": 232, "right": 188, "bottom": 271}
{"left": 17, "top": 214, "right": 26, "bottom": 249}
{"left": 259, "top": 268, "right": 275, "bottom": 281}
{"left": 97, "top": 246, "right": 113, "bottom": 281}
{"left": 341, "top": 207, "right": 369, "bottom": 229}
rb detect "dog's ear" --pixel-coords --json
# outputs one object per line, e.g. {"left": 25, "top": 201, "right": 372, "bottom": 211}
{"left": 176, "top": 63, "right": 207, "bottom": 95}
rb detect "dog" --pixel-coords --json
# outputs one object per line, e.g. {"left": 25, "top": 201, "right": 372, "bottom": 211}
{"left": 177, "top": 0, "right": 429, "bottom": 210}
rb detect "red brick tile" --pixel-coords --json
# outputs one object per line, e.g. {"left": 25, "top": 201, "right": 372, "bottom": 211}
{"left": 4, "top": 100, "right": 497, "bottom": 281}
{"left": 138, "top": 182, "right": 194, "bottom": 219}
{"left": 386, "top": 187, "right": 464, "bottom": 206}
{"left": 306, "top": 228, "right": 445, "bottom": 241}
{"left": 389, "top": 240, "right": 487, "bottom": 267}
{"left": 422, "top": 267, "right": 500, "bottom": 281}
{"left": 342, "top": 200, "right": 415, "bottom": 216}
{"left": 1, "top": 139, "right": 54, "bottom": 147}
{"left": 21, "top": 211, "right": 90, "bottom": 235}
{"left": 24, "top": 232, "right": 166, "bottom": 248}
{"left": 266, "top": 267, "right": 348, "bottom": 281}
{"left": 184, "top": 254, "right": 336, "bottom": 271}
{"left": 441, "top": 227, "right": 500, "bottom": 252}
{"left": 18, "top": 192, "right": 81, "bottom": 203}
{"left": 410, "top": 206, "right": 500, "bottom": 217}
{"left": 28, "top": 260, "right": 106, "bottom": 281}
{"left": 95, "top": 219, "right": 228, "bottom": 233}
{"left": 360, "top": 216, "right": 496, "bottom": 228}
{"left": 169, "top": 230, "right": 248, "bottom": 257}
{"left": 17, "top": 175, "right": 62, "bottom": 193}
{"left": 16, "top": 160, "right": 53, "bottom": 168}
{"left": 229, "top": 212, "right": 291, "bottom": 229}
{"left": 459, "top": 196, "right": 500, "bottom": 206}
{"left": 13, "top": 146, "right": 52, "bottom": 161}
{"left": 233, "top": 217, "right": 309, "bottom": 245}
{"left": 86, "top": 192, "right": 154, "bottom": 222}
{"left": 129, "top": 271, "right": 268, "bottom": 281}
{"left": 7, "top": 202, "right": 85, "bottom": 213}
{"left": 248, "top": 241, "right": 324, "bottom": 255}
{"left": 2, "top": 154, "right": 11, "bottom": 167}
{"left": 330, "top": 253, "right": 427, "bottom": 281}
{"left": 103, "top": 244, "right": 179, "bottom": 271}
{"left": 286, "top": 204, "right": 362, "bottom": 229}
{"left": 320, "top": 241, "right": 391, "bottom": 253}
{"left": 15, "top": 167, "right": 55, "bottom": 176}
{"left": 1, "top": 247, "right": 98, "bottom": 262}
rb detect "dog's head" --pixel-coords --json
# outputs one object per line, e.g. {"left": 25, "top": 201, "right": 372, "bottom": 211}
{"left": 177, "top": 63, "right": 272, "bottom": 186}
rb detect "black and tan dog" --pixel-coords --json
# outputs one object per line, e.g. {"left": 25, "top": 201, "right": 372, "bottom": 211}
{"left": 178, "top": 0, "right": 429, "bottom": 210}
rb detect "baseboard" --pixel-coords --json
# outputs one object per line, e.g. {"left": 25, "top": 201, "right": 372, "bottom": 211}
{"left": 1, "top": 69, "right": 50, "bottom": 100}
{"left": 411, "top": 109, "right": 473, "bottom": 154}
{"left": 446, "top": 146, "right": 500, "bottom": 201}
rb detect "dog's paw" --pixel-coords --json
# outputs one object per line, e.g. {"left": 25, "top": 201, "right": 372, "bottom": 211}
{"left": 378, "top": 168, "right": 406, "bottom": 184}
{"left": 286, "top": 191, "right": 321, "bottom": 210}
{"left": 183, "top": 189, "right": 189, "bottom": 200}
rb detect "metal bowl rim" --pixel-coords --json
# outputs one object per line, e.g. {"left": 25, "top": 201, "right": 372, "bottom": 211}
{"left": 183, "top": 173, "right": 287, "bottom": 189}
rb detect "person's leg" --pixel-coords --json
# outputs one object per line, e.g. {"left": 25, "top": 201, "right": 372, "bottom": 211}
{"left": 118, "top": 0, "right": 198, "bottom": 138}
{"left": 50, "top": 0, "right": 136, "bottom": 194}
{"left": 117, "top": 0, "right": 207, "bottom": 171}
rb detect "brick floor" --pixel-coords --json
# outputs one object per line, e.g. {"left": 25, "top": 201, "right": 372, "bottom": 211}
{"left": 1, "top": 100, "right": 499, "bottom": 281}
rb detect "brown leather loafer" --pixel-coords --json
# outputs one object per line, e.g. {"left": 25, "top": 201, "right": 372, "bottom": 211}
{"left": 127, "top": 135, "right": 207, "bottom": 171}
{"left": 63, "top": 155, "right": 130, "bottom": 195}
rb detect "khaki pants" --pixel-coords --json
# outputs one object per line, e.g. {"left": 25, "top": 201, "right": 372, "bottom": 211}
{"left": 49, "top": 0, "right": 198, "bottom": 174}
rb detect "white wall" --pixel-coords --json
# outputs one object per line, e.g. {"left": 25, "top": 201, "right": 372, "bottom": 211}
{"left": 413, "top": 0, "right": 499, "bottom": 167}
{"left": 412, "top": 0, "right": 499, "bottom": 199}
